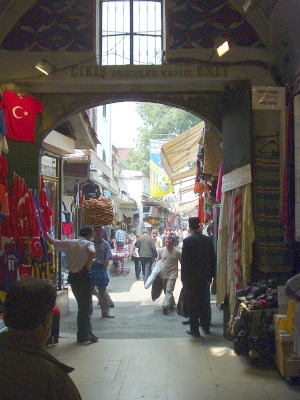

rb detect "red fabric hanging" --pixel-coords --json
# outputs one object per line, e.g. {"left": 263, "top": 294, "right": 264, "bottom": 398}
{"left": 0, "top": 91, "right": 43, "bottom": 142}
{"left": 39, "top": 175, "right": 52, "bottom": 234}
{"left": 232, "top": 187, "right": 243, "bottom": 290}
{"left": 198, "top": 195, "right": 204, "bottom": 223}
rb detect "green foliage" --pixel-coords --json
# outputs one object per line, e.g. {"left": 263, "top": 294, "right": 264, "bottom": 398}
{"left": 124, "top": 103, "right": 201, "bottom": 173}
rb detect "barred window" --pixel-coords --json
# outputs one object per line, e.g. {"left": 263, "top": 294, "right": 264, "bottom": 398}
{"left": 100, "top": 0, "right": 162, "bottom": 65}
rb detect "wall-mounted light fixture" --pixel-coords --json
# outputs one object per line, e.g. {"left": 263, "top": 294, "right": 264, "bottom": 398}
{"left": 35, "top": 59, "right": 55, "bottom": 75}
{"left": 243, "top": 0, "right": 252, "bottom": 12}
{"left": 215, "top": 37, "right": 230, "bottom": 57}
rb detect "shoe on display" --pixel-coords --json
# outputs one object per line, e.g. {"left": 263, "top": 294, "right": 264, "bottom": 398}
{"left": 186, "top": 330, "right": 201, "bottom": 337}
{"left": 102, "top": 314, "right": 115, "bottom": 318}
{"left": 163, "top": 307, "right": 168, "bottom": 315}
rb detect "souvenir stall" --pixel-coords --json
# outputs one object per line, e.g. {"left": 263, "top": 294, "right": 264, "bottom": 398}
{"left": 0, "top": 90, "right": 59, "bottom": 313}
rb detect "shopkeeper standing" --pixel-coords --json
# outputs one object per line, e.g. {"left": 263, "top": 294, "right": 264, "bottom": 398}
{"left": 45, "top": 227, "right": 98, "bottom": 344}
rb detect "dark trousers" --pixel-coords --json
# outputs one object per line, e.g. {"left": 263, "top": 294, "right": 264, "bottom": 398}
{"left": 133, "top": 256, "right": 141, "bottom": 278}
{"left": 68, "top": 272, "right": 93, "bottom": 340}
{"left": 186, "top": 281, "right": 211, "bottom": 334}
{"left": 140, "top": 257, "right": 152, "bottom": 283}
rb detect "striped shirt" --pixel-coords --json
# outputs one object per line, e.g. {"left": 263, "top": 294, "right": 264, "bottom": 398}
{"left": 115, "top": 229, "right": 125, "bottom": 243}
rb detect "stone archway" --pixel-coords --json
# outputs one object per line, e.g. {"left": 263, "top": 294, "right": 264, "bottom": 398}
{"left": 39, "top": 90, "right": 224, "bottom": 139}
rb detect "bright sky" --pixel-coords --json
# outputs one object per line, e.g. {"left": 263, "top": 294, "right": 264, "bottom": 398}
{"left": 110, "top": 102, "right": 143, "bottom": 148}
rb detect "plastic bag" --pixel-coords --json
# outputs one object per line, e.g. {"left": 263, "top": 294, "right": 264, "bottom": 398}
{"left": 144, "top": 259, "right": 162, "bottom": 289}
{"left": 176, "top": 286, "right": 188, "bottom": 318}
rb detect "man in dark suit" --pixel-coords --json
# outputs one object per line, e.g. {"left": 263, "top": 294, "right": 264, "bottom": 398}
{"left": 181, "top": 217, "right": 216, "bottom": 337}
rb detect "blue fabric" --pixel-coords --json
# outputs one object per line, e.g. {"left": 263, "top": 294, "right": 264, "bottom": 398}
{"left": 91, "top": 269, "right": 109, "bottom": 287}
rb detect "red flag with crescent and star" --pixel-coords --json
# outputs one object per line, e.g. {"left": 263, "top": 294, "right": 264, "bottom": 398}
{"left": 39, "top": 175, "right": 52, "bottom": 234}
{"left": 0, "top": 90, "right": 43, "bottom": 142}
{"left": 28, "top": 188, "right": 43, "bottom": 258}
{"left": 10, "top": 174, "right": 25, "bottom": 241}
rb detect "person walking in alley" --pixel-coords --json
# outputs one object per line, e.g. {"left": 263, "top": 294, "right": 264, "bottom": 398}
{"left": 152, "top": 229, "right": 163, "bottom": 250}
{"left": 157, "top": 236, "right": 182, "bottom": 315}
{"left": 181, "top": 217, "right": 216, "bottom": 337}
{"left": 91, "top": 225, "right": 115, "bottom": 318}
{"left": 0, "top": 278, "right": 82, "bottom": 399}
{"left": 46, "top": 227, "right": 98, "bottom": 343}
{"left": 129, "top": 233, "right": 142, "bottom": 280}
{"left": 135, "top": 228, "right": 157, "bottom": 283}
{"left": 114, "top": 225, "right": 126, "bottom": 248}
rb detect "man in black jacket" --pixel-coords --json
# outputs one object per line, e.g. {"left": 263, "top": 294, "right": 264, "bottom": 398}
{"left": 181, "top": 217, "right": 216, "bottom": 337}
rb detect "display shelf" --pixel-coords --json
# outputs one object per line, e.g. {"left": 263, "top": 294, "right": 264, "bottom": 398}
{"left": 274, "top": 314, "right": 300, "bottom": 378}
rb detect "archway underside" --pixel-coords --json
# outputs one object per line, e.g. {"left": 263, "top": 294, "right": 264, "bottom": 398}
{"left": 40, "top": 91, "right": 224, "bottom": 139}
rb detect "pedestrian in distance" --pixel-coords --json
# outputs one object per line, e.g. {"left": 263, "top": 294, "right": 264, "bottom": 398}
{"left": 129, "top": 233, "right": 142, "bottom": 280}
{"left": 152, "top": 229, "right": 163, "bottom": 250}
{"left": 135, "top": 228, "right": 158, "bottom": 284}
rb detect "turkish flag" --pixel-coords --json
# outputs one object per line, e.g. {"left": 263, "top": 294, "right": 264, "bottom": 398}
{"left": 39, "top": 175, "right": 52, "bottom": 234}
{"left": 21, "top": 178, "right": 30, "bottom": 237}
{"left": 34, "top": 192, "right": 49, "bottom": 260}
{"left": 10, "top": 174, "right": 25, "bottom": 241}
{"left": 28, "top": 188, "right": 43, "bottom": 258}
{"left": 0, "top": 180, "right": 12, "bottom": 239}
{"left": 31, "top": 237, "right": 43, "bottom": 258}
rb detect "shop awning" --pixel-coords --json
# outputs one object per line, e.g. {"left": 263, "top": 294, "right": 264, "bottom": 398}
{"left": 173, "top": 198, "right": 199, "bottom": 213}
{"left": 161, "top": 121, "right": 205, "bottom": 179}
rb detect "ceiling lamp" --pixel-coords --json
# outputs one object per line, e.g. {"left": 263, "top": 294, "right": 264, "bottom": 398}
{"left": 35, "top": 59, "right": 55, "bottom": 75}
{"left": 243, "top": 0, "right": 263, "bottom": 13}
{"left": 243, "top": 0, "right": 252, "bottom": 12}
{"left": 215, "top": 37, "right": 230, "bottom": 57}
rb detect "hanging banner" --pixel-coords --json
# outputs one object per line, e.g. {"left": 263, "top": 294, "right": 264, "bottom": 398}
{"left": 149, "top": 140, "right": 173, "bottom": 197}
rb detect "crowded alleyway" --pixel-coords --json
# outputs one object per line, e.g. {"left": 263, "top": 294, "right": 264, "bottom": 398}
{"left": 47, "top": 259, "right": 300, "bottom": 400}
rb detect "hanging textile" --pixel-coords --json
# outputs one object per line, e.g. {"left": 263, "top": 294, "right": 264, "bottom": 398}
{"left": 241, "top": 183, "right": 255, "bottom": 286}
{"left": 282, "top": 99, "right": 295, "bottom": 243}
{"left": 10, "top": 174, "right": 25, "bottom": 242}
{"left": 0, "top": 91, "right": 43, "bottom": 142}
{"left": 227, "top": 190, "right": 236, "bottom": 312}
{"left": 40, "top": 175, "right": 52, "bottom": 234}
{"left": 232, "top": 187, "right": 243, "bottom": 291}
{"left": 216, "top": 191, "right": 229, "bottom": 306}
{"left": 254, "top": 154, "right": 292, "bottom": 272}
{"left": 34, "top": 192, "right": 49, "bottom": 260}
{"left": 28, "top": 188, "right": 43, "bottom": 258}
{"left": 216, "top": 163, "right": 223, "bottom": 202}
{"left": 198, "top": 195, "right": 204, "bottom": 223}
{"left": 212, "top": 205, "right": 220, "bottom": 254}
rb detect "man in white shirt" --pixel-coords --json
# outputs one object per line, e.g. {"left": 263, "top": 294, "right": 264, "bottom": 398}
{"left": 46, "top": 226, "right": 98, "bottom": 343}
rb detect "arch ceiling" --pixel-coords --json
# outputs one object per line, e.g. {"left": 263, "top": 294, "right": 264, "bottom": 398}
{"left": 0, "top": 0, "right": 299, "bottom": 87}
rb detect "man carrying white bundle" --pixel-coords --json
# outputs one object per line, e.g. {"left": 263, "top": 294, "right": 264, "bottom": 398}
{"left": 157, "top": 236, "right": 181, "bottom": 315}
